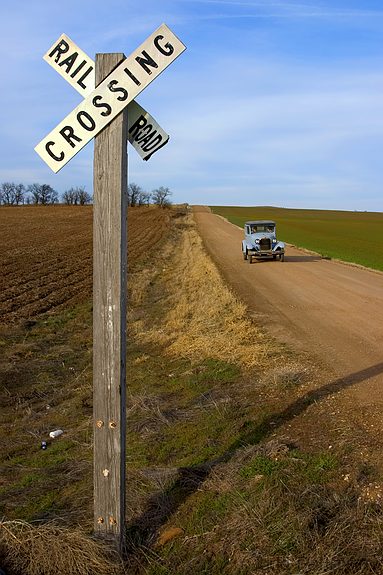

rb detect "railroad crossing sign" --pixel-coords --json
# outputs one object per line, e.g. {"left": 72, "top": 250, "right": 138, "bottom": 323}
{"left": 34, "top": 25, "right": 186, "bottom": 549}
{"left": 43, "top": 33, "right": 170, "bottom": 161}
{"left": 35, "top": 24, "right": 185, "bottom": 171}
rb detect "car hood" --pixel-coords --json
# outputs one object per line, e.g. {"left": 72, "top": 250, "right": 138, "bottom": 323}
{"left": 250, "top": 232, "right": 275, "bottom": 240}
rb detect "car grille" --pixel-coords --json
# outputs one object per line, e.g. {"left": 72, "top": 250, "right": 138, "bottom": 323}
{"left": 260, "top": 238, "right": 271, "bottom": 250}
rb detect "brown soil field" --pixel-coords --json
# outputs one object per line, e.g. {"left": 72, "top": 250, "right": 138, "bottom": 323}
{"left": 0, "top": 206, "right": 172, "bottom": 325}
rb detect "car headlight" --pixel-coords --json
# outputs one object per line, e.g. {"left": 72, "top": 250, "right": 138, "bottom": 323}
{"left": 255, "top": 239, "right": 260, "bottom": 244}
{"left": 272, "top": 238, "right": 277, "bottom": 243}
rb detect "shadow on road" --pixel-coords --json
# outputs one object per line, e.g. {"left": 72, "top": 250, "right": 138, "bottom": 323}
{"left": 124, "top": 361, "right": 383, "bottom": 553}
{"left": 250, "top": 255, "right": 321, "bottom": 264}
{"left": 284, "top": 255, "right": 322, "bottom": 263}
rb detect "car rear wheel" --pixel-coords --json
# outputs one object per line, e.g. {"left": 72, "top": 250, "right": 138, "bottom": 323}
{"left": 280, "top": 253, "right": 285, "bottom": 262}
{"left": 249, "top": 255, "right": 253, "bottom": 264}
{"left": 243, "top": 248, "right": 248, "bottom": 260}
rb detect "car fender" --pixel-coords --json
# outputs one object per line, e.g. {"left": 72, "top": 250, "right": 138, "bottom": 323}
{"left": 272, "top": 241, "right": 285, "bottom": 252}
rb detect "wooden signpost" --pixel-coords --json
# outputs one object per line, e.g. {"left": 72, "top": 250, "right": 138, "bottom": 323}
{"left": 35, "top": 25, "right": 186, "bottom": 548}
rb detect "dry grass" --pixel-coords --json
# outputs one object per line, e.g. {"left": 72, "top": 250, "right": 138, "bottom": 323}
{"left": 131, "top": 217, "right": 272, "bottom": 368}
{"left": 127, "top": 391, "right": 173, "bottom": 433}
{"left": 0, "top": 521, "right": 122, "bottom": 575}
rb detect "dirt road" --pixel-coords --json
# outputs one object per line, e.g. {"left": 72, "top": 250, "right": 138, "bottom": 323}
{"left": 194, "top": 206, "right": 383, "bottom": 458}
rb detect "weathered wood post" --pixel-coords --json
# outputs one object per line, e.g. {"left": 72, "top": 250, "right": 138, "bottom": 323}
{"left": 93, "top": 53, "right": 127, "bottom": 547}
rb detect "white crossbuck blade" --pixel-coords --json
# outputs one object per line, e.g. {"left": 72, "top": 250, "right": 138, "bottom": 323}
{"left": 35, "top": 24, "right": 186, "bottom": 172}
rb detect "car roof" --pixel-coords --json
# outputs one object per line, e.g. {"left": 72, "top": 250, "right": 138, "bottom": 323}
{"left": 245, "top": 220, "right": 276, "bottom": 225}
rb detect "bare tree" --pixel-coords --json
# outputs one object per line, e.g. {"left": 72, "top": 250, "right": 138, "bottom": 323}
{"left": 151, "top": 186, "right": 172, "bottom": 208}
{"left": 62, "top": 188, "right": 76, "bottom": 205}
{"left": 138, "top": 190, "right": 151, "bottom": 206}
{"left": 1, "top": 182, "right": 16, "bottom": 205}
{"left": 128, "top": 183, "right": 143, "bottom": 207}
{"left": 27, "top": 183, "right": 42, "bottom": 205}
{"left": 62, "top": 186, "right": 92, "bottom": 205}
{"left": 39, "top": 184, "right": 57, "bottom": 205}
{"left": 27, "top": 183, "right": 57, "bottom": 205}
{"left": 49, "top": 189, "right": 59, "bottom": 204}
{"left": 77, "top": 187, "right": 92, "bottom": 205}
{"left": 14, "top": 184, "right": 25, "bottom": 205}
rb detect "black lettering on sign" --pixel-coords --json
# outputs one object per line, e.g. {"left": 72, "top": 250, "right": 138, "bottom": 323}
{"left": 77, "top": 66, "right": 93, "bottom": 89}
{"left": 92, "top": 95, "right": 112, "bottom": 117}
{"left": 58, "top": 52, "right": 78, "bottom": 74}
{"left": 135, "top": 50, "right": 158, "bottom": 75}
{"left": 142, "top": 134, "right": 163, "bottom": 152}
{"left": 49, "top": 39, "right": 70, "bottom": 63}
{"left": 128, "top": 115, "right": 147, "bottom": 139}
{"left": 70, "top": 59, "right": 86, "bottom": 79}
{"left": 123, "top": 67, "right": 141, "bottom": 86}
{"left": 154, "top": 35, "right": 174, "bottom": 56}
{"left": 108, "top": 80, "right": 129, "bottom": 101}
{"left": 136, "top": 125, "right": 154, "bottom": 145}
{"left": 128, "top": 115, "right": 169, "bottom": 160}
{"left": 45, "top": 141, "right": 64, "bottom": 162}
{"left": 143, "top": 135, "right": 169, "bottom": 161}
{"left": 140, "top": 132, "right": 157, "bottom": 148}
{"left": 59, "top": 126, "right": 82, "bottom": 148}
{"left": 129, "top": 115, "right": 148, "bottom": 140}
{"left": 77, "top": 111, "right": 96, "bottom": 131}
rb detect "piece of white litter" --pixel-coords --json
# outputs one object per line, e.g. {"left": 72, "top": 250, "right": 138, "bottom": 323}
{"left": 49, "top": 429, "right": 63, "bottom": 439}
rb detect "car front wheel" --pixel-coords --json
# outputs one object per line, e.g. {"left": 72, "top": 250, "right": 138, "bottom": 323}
{"left": 243, "top": 248, "right": 248, "bottom": 260}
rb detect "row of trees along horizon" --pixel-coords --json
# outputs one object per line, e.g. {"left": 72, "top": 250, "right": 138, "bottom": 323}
{"left": 0, "top": 182, "right": 172, "bottom": 207}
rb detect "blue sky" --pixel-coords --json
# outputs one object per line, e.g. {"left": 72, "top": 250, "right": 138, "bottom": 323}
{"left": 1, "top": 0, "right": 383, "bottom": 210}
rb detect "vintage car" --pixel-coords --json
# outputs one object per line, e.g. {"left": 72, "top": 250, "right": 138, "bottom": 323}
{"left": 242, "top": 220, "right": 285, "bottom": 263}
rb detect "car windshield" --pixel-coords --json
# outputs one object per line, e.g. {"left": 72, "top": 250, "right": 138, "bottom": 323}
{"left": 251, "top": 225, "right": 275, "bottom": 233}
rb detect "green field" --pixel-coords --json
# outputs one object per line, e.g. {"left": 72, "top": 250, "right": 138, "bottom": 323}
{"left": 210, "top": 206, "right": 383, "bottom": 272}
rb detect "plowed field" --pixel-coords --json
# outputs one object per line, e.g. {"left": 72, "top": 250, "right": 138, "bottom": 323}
{"left": 0, "top": 206, "right": 172, "bottom": 324}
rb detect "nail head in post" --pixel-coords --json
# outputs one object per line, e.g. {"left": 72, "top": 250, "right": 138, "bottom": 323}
{"left": 97, "top": 516, "right": 104, "bottom": 524}
{"left": 109, "top": 421, "right": 117, "bottom": 429}
{"left": 102, "top": 468, "right": 110, "bottom": 477}
{"left": 109, "top": 516, "right": 117, "bottom": 525}
{"left": 96, "top": 420, "right": 104, "bottom": 428}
